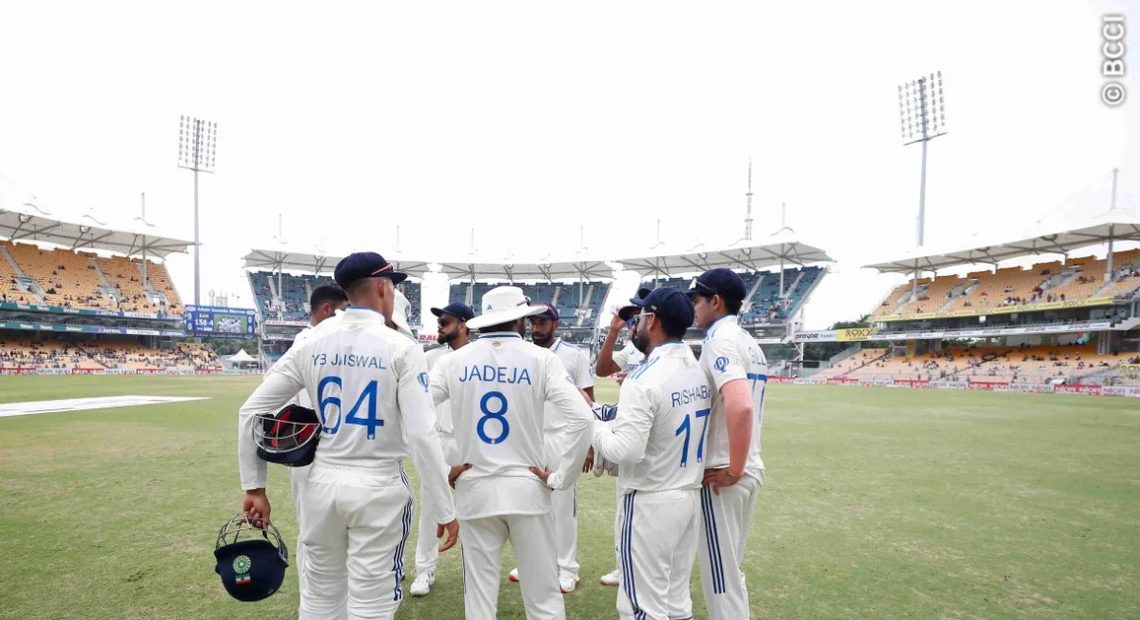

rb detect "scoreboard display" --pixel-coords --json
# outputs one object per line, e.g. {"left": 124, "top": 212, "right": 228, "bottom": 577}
{"left": 185, "top": 305, "right": 257, "bottom": 338}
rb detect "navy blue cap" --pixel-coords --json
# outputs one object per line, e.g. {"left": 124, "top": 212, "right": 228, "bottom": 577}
{"left": 430, "top": 302, "right": 475, "bottom": 321}
{"left": 531, "top": 302, "right": 559, "bottom": 321}
{"left": 686, "top": 268, "right": 747, "bottom": 303}
{"left": 619, "top": 287, "right": 652, "bottom": 321}
{"left": 333, "top": 252, "right": 408, "bottom": 289}
{"left": 631, "top": 287, "right": 694, "bottom": 333}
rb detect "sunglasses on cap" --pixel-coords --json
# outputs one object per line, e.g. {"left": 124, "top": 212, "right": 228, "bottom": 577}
{"left": 689, "top": 278, "right": 718, "bottom": 297}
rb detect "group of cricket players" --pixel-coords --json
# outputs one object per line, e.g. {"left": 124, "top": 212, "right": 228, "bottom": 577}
{"left": 237, "top": 250, "right": 768, "bottom": 619}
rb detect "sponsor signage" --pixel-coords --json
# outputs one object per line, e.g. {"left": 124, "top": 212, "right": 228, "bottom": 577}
{"left": 794, "top": 330, "right": 837, "bottom": 341}
{"left": 837, "top": 327, "right": 876, "bottom": 342}
{"left": 0, "top": 301, "right": 175, "bottom": 321}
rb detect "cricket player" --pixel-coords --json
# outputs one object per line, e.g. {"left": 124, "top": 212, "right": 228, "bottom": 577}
{"left": 592, "top": 287, "right": 710, "bottom": 620}
{"left": 287, "top": 283, "right": 348, "bottom": 611}
{"left": 410, "top": 301, "right": 475, "bottom": 597}
{"left": 429, "top": 286, "right": 593, "bottom": 620}
{"left": 238, "top": 252, "right": 459, "bottom": 620}
{"left": 596, "top": 287, "right": 651, "bottom": 380}
{"left": 687, "top": 268, "right": 767, "bottom": 620}
{"left": 505, "top": 302, "right": 594, "bottom": 592}
{"left": 592, "top": 287, "right": 650, "bottom": 588}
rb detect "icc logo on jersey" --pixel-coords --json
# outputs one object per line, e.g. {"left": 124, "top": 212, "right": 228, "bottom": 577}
{"left": 714, "top": 356, "right": 729, "bottom": 372}
{"left": 417, "top": 372, "right": 429, "bottom": 392}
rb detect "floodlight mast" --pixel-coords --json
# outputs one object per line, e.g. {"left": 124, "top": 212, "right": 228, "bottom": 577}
{"left": 899, "top": 72, "right": 947, "bottom": 300}
{"left": 898, "top": 72, "right": 947, "bottom": 248}
{"left": 177, "top": 115, "right": 217, "bottom": 312}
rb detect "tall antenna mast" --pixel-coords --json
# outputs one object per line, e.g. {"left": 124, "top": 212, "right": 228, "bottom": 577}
{"left": 744, "top": 158, "right": 754, "bottom": 241}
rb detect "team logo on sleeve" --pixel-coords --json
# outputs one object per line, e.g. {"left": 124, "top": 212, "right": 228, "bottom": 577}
{"left": 714, "top": 356, "right": 729, "bottom": 372}
{"left": 417, "top": 372, "right": 429, "bottom": 392}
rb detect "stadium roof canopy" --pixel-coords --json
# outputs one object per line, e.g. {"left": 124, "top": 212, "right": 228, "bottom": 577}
{"left": 242, "top": 248, "right": 435, "bottom": 279}
{"left": 863, "top": 214, "right": 1140, "bottom": 274}
{"left": 435, "top": 256, "right": 613, "bottom": 282}
{"left": 612, "top": 236, "right": 834, "bottom": 279}
{"left": 0, "top": 206, "right": 192, "bottom": 259}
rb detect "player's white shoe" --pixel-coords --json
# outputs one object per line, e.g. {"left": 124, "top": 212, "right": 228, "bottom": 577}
{"left": 410, "top": 570, "right": 435, "bottom": 596}
{"left": 559, "top": 571, "right": 581, "bottom": 594}
{"left": 507, "top": 567, "right": 520, "bottom": 583}
{"left": 599, "top": 568, "right": 621, "bottom": 587}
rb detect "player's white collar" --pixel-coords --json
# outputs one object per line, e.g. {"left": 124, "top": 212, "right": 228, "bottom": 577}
{"left": 480, "top": 331, "right": 522, "bottom": 339}
{"left": 705, "top": 313, "right": 738, "bottom": 338}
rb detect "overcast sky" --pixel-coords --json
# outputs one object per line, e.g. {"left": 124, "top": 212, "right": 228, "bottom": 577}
{"left": 1, "top": 1, "right": 1137, "bottom": 330}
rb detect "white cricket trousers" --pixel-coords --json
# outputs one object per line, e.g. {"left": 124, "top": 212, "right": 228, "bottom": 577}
{"left": 551, "top": 484, "right": 579, "bottom": 577}
{"left": 290, "top": 464, "right": 312, "bottom": 612}
{"left": 298, "top": 462, "right": 414, "bottom": 620}
{"left": 545, "top": 436, "right": 579, "bottom": 578}
{"left": 616, "top": 488, "right": 700, "bottom": 620}
{"left": 413, "top": 473, "right": 445, "bottom": 575}
{"left": 698, "top": 473, "right": 763, "bottom": 620}
{"left": 460, "top": 511, "right": 564, "bottom": 620}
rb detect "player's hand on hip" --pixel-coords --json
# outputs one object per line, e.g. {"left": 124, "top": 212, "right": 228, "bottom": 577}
{"left": 437, "top": 519, "right": 460, "bottom": 553}
{"left": 528, "top": 465, "right": 552, "bottom": 484}
{"left": 703, "top": 468, "right": 743, "bottom": 496}
{"left": 615, "top": 372, "right": 628, "bottom": 385}
{"left": 449, "top": 464, "right": 472, "bottom": 489}
{"left": 242, "top": 489, "right": 271, "bottom": 528}
{"left": 582, "top": 447, "right": 595, "bottom": 473}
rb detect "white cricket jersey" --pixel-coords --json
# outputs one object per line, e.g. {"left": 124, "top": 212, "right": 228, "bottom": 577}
{"left": 611, "top": 341, "right": 646, "bottom": 375}
{"left": 700, "top": 314, "right": 768, "bottom": 479}
{"left": 284, "top": 325, "right": 315, "bottom": 409}
{"left": 424, "top": 345, "right": 454, "bottom": 434}
{"left": 593, "top": 342, "right": 712, "bottom": 494}
{"left": 425, "top": 344, "right": 459, "bottom": 464}
{"left": 542, "top": 338, "right": 593, "bottom": 450}
{"left": 238, "top": 306, "right": 455, "bottom": 524}
{"left": 429, "top": 331, "right": 593, "bottom": 519}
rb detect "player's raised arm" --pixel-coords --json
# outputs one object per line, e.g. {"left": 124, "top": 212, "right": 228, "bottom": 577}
{"left": 596, "top": 313, "right": 627, "bottom": 377}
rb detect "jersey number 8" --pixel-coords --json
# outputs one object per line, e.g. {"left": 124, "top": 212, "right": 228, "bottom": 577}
{"left": 477, "top": 391, "right": 510, "bottom": 445}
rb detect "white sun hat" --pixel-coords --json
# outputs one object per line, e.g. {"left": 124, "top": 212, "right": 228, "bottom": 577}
{"left": 466, "top": 285, "right": 546, "bottom": 330}
{"left": 392, "top": 289, "right": 414, "bottom": 338}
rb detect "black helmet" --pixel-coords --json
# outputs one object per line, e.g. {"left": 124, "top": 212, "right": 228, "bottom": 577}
{"left": 254, "top": 404, "right": 321, "bottom": 467}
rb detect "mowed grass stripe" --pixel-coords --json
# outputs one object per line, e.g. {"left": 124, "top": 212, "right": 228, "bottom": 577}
{"left": 0, "top": 377, "right": 1137, "bottom": 619}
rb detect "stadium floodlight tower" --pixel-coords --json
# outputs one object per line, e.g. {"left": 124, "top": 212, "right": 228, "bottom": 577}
{"left": 177, "top": 115, "right": 218, "bottom": 310}
{"left": 898, "top": 71, "right": 947, "bottom": 248}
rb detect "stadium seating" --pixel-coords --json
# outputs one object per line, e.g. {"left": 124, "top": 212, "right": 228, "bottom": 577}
{"left": 872, "top": 251, "right": 1140, "bottom": 319}
{"left": 248, "top": 271, "right": 335, "bottom": 321}
{"left": 450, "top": 280, "right": 612, "bottom": 327}
{"left": 247, "top": 270, "right": 423, "bottom": 326}
{"left": 0, "top": 336, "right": 220, "bottom": 371}
{"left": 640, "top": 265, "right": 824, "bottom": 325}
{"left": 815, "top": 344, "right": 1138, "bottom": 386}
{"left": 0, "top": 241, "right": 183, "bottom": 315}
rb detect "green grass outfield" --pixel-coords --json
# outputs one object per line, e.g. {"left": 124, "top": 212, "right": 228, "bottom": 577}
{"left": 1, "top": 376, "right": 1138, "bottom": 619}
